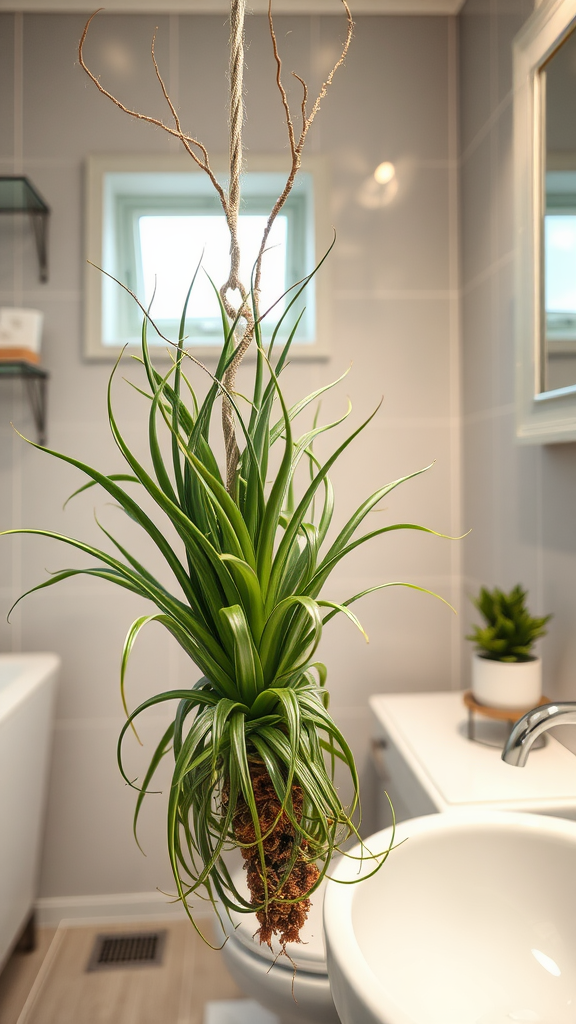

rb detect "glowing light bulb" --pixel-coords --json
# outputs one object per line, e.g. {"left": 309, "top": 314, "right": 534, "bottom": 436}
{"left": 531, "top": 948, "right": 561, "bottom": 977}
{"left": 374, "top": 161, "right": 395, "bottom": 185}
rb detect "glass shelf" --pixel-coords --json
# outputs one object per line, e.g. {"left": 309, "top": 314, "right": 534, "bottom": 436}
{"left": 0, "top": 177, "right": 50, "bottom": 282}
{"left": 0, "top": 360, "right": 49, "bottom": 446}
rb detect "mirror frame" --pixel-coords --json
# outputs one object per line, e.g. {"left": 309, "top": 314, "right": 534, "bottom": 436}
{"left": 515, "top": 0, "right": 576, "bottom": 443}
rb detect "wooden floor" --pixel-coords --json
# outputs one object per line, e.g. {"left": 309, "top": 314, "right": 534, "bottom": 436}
{"left": 0, "top": 928, "right": 57, "bottom": 1024}
{"left": 0, "top": 919, "right": 244, "bottom": 1024}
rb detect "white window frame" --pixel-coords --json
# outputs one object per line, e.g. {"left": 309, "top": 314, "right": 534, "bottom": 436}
{"left": 84, "top": 153, "right": 331, "bottom": 361}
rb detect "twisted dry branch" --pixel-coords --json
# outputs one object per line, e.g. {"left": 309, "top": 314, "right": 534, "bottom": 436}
{"left": 78, "top": 9, "right": 229, "bottom": 217}
{"left": 77, "top": 2, "right": 353, "bottom": 494}
{"left": 253, "top": 0, "right": 354, "bottom": 297}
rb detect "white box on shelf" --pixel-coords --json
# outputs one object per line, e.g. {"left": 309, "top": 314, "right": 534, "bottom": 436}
{"left": 0, "top": 307, "right": 44, "bottom": 361}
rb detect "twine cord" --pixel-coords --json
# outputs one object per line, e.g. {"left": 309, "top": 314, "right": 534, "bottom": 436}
{"left": 227, "top": 0, "right": 244, "bottom": 276}
{"left": 220, "top": 0, "right": 254, "bottom": 493}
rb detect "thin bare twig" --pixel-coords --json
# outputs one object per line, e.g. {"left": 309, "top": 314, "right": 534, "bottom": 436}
{"left": 293, "top": 73, "right": 309, "bottom": 140}
{"left": 151, "top": 28, "right": 182, "bottom": 138}
{"left": 150, "top": 21, "right": 246, "bottom": 281}
{"left": 252, "top": 0, "right": 353, "bottom": 296}
{"left": 268, "top": 9, "right": 297, "bottom": 161}
{"left": 78, "top": 10, "right": 229, "bottom": 217}
{"left": 304, "top": 1, "right": 353, "bottom": 130}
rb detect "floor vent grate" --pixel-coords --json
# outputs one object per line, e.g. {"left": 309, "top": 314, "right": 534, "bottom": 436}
{"left": 86, "top": 930, "right": 167, "bottom": 972}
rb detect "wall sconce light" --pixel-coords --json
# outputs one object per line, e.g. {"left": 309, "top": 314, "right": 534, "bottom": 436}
{"left": 373, "top": 161, "right": 396, "bottom": 185}
{"left": 357, "top": 161, "right": 398, "bottom": 209}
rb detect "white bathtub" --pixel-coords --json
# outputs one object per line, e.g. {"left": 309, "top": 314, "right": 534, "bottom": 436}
{"left": 0, "top": 654, "right": 59, "bottom": 969}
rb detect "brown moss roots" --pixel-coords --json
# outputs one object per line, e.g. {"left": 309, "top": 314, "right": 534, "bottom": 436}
{"left": 231, "top": 762, "right": 320, "bottom": 948}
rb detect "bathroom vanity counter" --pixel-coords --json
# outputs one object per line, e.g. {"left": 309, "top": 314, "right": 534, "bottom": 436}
{"left": 369, "top": 691, "right": 576, "bottom": 824}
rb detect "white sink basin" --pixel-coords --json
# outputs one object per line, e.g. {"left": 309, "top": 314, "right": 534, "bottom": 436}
{"left": 324, "top": 810, "right": 576, "bottom": 1024}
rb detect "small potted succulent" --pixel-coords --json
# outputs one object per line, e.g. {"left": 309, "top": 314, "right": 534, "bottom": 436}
{"left": 466, "top": 585, "right": 552, "bottom": 709}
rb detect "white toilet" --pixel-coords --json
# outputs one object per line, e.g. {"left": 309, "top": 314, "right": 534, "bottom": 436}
{"left": 220, "top": 872, "right": 340, "bottom": 1024}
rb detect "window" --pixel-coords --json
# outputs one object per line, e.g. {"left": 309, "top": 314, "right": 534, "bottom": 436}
{"left": 84, "top": 155, "right": 330, "bottom": 360}
{"left": 545, "top": 170, "right": 576, "bottom": 348}
{"left": 545, "top": 213, "right": 576, "bottom": 341}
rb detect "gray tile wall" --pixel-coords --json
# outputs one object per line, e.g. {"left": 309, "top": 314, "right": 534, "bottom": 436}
{"left": 459, "top": 0, "right": 576, "bottom": 732}
{"left": 0, "top": 13, "right": 459, "bottom": 900}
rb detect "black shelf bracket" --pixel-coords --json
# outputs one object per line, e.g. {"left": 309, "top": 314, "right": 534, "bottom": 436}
{"left": 0, "top": 177, "right": 50, "bottom": 283}
{"left": 0, "top": 361, "right": 49, "bottom": 446}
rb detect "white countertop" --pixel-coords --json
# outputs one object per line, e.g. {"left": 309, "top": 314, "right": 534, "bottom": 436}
{"left": 369, "top": 691, "right": 576, "bottom": 814}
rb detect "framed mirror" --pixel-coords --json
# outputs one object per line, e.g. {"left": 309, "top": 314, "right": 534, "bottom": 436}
{"left": 515, "top": 0, "right": 576, "bottom": 442}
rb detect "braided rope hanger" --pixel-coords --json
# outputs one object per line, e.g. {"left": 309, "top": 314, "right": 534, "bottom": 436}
{"left": 220, "top": 0, "right": 254, "bottom": 494}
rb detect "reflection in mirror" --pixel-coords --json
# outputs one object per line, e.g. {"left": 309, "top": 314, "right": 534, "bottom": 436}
{"left": 513, "top": 0, "right": 576, "bottom": 441}
{"left": 542, "top": 25, "right": 576, "bottom": 392}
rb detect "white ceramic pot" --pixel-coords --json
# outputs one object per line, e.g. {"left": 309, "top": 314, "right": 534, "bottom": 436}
{"left": 471, "top": 652, "right": 542, "bottom": 710}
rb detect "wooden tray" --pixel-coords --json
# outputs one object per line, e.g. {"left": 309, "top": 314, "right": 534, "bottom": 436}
{"left": 462, "top": 690, "right": 551, "bottom": 742}
{"left": 0, "top": 347, "right": 39, "bottom": 364}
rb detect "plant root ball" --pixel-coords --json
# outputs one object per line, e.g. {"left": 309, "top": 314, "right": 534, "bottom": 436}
{"left": 232, "top": 762, "right": 320, "bottom": 948}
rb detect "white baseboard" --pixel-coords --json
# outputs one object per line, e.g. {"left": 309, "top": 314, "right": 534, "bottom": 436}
{"left": 35, "top": 890, "right": 213, "bottom": 928}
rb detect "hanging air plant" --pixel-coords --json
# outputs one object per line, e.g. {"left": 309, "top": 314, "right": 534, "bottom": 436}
{"left": 2, "top": 0, "right": 450, "bottom": 951}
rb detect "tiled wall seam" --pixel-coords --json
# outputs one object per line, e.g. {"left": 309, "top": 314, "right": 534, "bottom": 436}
{"left": 460, "top": 92, "right": 512, "bottom": 165}
{"left": 447, "top": 13, "right": 463, "bottom": 689}
{"left": 461, "top": 250, "right": 513, "bottom": 297}
{"left": 13, "top": 12, "right": 23, "bottom": 176}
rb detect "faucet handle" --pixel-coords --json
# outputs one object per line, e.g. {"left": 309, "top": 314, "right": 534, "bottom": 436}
{"left": 502, "top": 702, "right": 576, "bottom": 766}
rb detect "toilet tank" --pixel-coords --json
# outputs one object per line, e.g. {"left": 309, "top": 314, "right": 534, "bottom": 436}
{"left": 0, "top": 654, "right": 59, "bottom": 969}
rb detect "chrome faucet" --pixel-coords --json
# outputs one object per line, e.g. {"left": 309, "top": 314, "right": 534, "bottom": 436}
{"left": 502, "top": 702, "right": 576, "bottom": 766}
